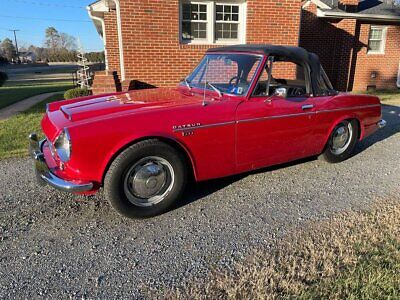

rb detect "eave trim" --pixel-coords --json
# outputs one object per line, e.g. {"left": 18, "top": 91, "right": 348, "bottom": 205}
{"left": 317, "top": 8, "right": 400, "bottom": 22}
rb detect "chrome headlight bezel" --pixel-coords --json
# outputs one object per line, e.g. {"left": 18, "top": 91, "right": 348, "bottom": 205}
{"left": 54, "top": 128, "right": 71, "bottom": 162}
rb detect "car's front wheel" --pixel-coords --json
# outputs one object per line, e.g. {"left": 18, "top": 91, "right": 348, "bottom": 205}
{"left": 320, "top": 119, "right": 359, "bottom": 163}
{"left": 104, "top": 139, "right": 187, "bottom": 219}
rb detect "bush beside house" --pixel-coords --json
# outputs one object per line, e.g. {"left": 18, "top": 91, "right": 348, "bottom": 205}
{"left": 64, "top": 88, "right": 91, "bottom": 99}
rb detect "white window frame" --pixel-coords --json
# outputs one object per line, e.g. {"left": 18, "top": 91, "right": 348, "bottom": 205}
{"left": 367, "top": 26, "right": 387, "bottom": 55}
{"left": 181, "top": 2, "right": 209, "bottom": 42}
{"left": 179, "top": 0, "right": 246, "bottom": 45}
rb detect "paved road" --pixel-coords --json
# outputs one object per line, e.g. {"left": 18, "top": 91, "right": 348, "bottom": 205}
{"left": 0, "top": 104, "right": 399, "bottom": 299}
{"left": 3, "top": 64, "right": 79, "bottom": 75}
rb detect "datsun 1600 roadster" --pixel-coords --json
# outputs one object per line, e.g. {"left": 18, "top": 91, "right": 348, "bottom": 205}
{"left": 29, "top": 45, "right": 386, "bottom": 218}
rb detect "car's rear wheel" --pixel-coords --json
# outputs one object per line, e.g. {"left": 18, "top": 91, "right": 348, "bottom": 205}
{"left": 320, "top": 119, "right": 359, "bottom": 163}
{"left": 104, "top": 139, "right": 187, "bottom": 218}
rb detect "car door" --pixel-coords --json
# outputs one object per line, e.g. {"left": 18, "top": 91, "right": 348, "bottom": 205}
{"left": 235, "top": 58, "right": 317, "bottom": 171}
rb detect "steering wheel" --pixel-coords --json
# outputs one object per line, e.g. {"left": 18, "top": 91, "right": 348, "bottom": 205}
{"left": 229, "top": 76, "right": 248, "bottom": 87}
{"left": 290, "top": 87, "right": 306, "bottom": 97}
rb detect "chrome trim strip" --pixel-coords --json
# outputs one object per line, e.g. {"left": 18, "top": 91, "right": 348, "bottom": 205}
{"left": 237, "top": 104, "right": 381, "bottom": 124}
{"left": 237, "top": 111, "right": 315, "bottom": 124}
{"left": 316, "top": 104, "right": 380, "bottom": 114}
{"left": 174, "top": 104, "right": 381, "bottom": 131}
{"left": 173, "top": 121, "right": 236, "bottom": 132}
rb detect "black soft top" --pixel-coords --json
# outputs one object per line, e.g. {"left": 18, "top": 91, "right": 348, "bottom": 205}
{"left": 207, "top": 44, "right": 331, "bottom": 95}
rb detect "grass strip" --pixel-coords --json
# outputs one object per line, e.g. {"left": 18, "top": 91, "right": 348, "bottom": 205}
{"left": 0, "top": 82, "right": 72, "bottom": 110}
{"left": 0, "top": 93, "right": 64, "bottom": 159}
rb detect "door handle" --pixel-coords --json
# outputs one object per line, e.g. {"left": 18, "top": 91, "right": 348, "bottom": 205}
{"left": 302, "top": 104, "right": 314, "bottom": 110}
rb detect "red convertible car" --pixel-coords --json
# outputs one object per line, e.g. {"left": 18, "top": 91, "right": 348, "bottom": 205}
{"left": 29, "top": 45, "right": 386, "bottom": 218}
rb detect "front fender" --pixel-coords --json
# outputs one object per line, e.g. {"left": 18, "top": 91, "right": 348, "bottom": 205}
{"left": 99, "top": 132, "right": 199, "bottom": 184}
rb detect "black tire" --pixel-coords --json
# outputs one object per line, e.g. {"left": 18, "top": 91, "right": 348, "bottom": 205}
{"left": 320, "top": 119, "right": 359, "bottom": 163}
{"left": 104, "top": 139, "right": 187, "bottom": 219}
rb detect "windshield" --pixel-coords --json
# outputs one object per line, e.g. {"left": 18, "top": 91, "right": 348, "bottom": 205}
{"left": 185, "top": 53, "right": 262, "bottom": 96}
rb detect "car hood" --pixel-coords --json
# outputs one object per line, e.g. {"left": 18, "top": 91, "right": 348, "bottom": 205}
{"left": 58, "top": 88, "right": 202, "bottom": 122}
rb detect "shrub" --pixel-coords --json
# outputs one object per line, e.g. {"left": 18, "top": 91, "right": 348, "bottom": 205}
{"left": 64, "top": 88, "right": 91, "bottom": 100}
{"left": 0, "top": 71, "right": 8, "bottom": 87}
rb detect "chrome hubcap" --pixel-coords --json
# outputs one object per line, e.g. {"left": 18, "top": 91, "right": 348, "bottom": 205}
{"left": 124, "top": 156, "right": 174, "bottom": 207}
{"left": 330, "top": 122, "right": 353, "bottom": 155}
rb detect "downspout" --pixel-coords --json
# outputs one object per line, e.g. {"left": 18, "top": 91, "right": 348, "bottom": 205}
{"left": 110, "top": 0, "right": 126, "bottom": 82}
{"left": 87, "top": 9, "right": 109, "bottom": 71}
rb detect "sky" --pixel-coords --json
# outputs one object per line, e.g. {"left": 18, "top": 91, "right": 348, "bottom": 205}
{"left": 0, "top": 0, "right": 103, "bottom": 52}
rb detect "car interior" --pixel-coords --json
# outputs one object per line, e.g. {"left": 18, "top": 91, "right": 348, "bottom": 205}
{"left": 253, "top": 57, "right": 309, "bottom": 98}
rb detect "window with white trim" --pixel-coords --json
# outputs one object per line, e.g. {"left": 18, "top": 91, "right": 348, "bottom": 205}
{"left": 215, "top": 4, "right": 239, "bottom": 40}
{"left": 180, "top": 1, "right": 246, "bottom": 44}
{"left": 367, "top": 26, "right": 387, "bottom": 54}
{"left": 182, "top": 3, "right": 208, "bottom": 40}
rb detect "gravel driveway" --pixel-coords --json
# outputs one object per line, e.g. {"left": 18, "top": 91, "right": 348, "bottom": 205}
{"left": 1, "top": 104, "right": 399, "bottom": 299}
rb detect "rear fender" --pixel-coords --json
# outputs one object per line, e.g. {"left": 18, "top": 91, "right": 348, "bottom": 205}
{"left": 320, "top": 114, "right": 362, "bottom": 152}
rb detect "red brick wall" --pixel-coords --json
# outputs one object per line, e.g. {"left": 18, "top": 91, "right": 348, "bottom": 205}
{"left": 104, "top": 0, "right": 302, "bottom": 90}
{"left": 300, "top": 3, "right": 344, "bottom": 89}
{"left": 246, "top": 0, "right": 300, "bottom": 44}
{"left": 300, "top": 2, "right": 400, "bottom": 91}
{"left": 95, "top": 0, "right": 400, "bottom": 94}
{"left": 352, "top": 24, "right": 400, "bottom": 91}
{"left": 334, "top": 18, "right": 358, "bottom": 91}
{"left": 104, "top": 10, "right": 121, "bottom": 74}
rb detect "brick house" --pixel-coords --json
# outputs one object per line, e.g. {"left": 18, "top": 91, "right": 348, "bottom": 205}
{"left": 300, "top": 0, "right": 400, "bottom": 91}
{"left": 87, "top": 0, "right": 400, "bottom": 94}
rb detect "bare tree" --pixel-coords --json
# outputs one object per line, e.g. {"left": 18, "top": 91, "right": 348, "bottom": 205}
{"left": 44, "top": 27, "right": 77, "bottom": 53}
{"left": 45, "top": 27, "right": 60, "bottom": 52}
{"left": 59, "top": 33, "right": 77, "bottom": 51}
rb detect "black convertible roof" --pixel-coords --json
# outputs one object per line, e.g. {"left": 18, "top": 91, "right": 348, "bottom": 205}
{"left": 207, "top": 44, "right": 331, "bottom": 95}
{"left": 207, "top": 44, "right": 310, "bottom": 61}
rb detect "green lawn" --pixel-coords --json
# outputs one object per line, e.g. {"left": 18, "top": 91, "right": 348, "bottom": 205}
{"left": 373, "top": 90, "right": 400, "bottom": 105}
{"left": 0, "top": 93, "right": 64, "bottom": 159}
{"left": 356, "top": 89, "right": 400, "bottom": 105}
{"left": 0, "top": 81, "right": 72, "bottom": 110}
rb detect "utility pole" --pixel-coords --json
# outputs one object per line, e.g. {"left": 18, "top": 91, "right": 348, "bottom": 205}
{"left": 9, "top": 29, "right": 20, "bottom": 58}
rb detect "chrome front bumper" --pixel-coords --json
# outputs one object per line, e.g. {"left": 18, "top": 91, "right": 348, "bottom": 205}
{"left": 377, "top": 119, "right": 386, "bottom": 129}
{"left": 29, "top": 133, "right": 93, "bottom": 193}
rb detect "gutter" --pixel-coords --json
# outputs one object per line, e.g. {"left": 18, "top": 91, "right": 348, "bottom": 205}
{"left": 317, "top": 9, "right": 400, "bottom": 22}
{"left": 86, "top": 0, "right": 126, "bottom": 82}
{"left": 87, "top": 8, "right": 108, "bottom": 70}
{"left": 109, "top": 0, "right": 126, "bottom": 82}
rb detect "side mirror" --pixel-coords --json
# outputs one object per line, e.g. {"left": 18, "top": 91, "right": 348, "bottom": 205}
{"left": 273, "top": 87, "right": 287, "bottom": 98}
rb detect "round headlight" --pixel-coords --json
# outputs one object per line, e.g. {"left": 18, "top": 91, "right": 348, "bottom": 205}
{"left": 54, "top": 128, "right": 71, "bottom": 162}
